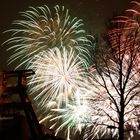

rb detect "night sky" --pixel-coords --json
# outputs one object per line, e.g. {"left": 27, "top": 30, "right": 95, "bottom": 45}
{"left": 0, "top": 0, "right": 136, "bottom": 70}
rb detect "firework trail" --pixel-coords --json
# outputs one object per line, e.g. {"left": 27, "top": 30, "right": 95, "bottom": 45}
{"left": 108, "top": 1, "right": 140, "bottom": 62}
{"left": 4, "top": 5, "right": 94, "bottom": 69}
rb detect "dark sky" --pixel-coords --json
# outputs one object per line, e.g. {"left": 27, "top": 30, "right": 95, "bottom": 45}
{"left": 0, "top": 0, "right": 136, "bottom": 70}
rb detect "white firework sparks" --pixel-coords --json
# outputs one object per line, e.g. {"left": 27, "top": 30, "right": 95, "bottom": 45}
{"left": 43, "top": 90, "right": 90, "bottom": 140}
{"left": 4, "top": 5, "right": 94, "bottom": 69}
{"left": 28, "top": 47, "right": 87, "bottom": 108}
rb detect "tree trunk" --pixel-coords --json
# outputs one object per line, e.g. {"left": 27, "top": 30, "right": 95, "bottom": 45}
{"left": 119, "top": 114, "right": 124, "bottom": 140}
{"left": 119, "top": 95, "right": 125, "bottom": 140}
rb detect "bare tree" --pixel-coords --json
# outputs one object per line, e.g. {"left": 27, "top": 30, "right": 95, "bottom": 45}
{"left": 85, "top": 3, "right": 140, "bottom": 140}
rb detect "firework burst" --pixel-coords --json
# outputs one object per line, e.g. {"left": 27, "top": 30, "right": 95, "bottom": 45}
{"left": 42, "top": 90, "right": 90, "bottom": 140}
{"left": 28, "top": 47, "right": 87, "bottom": 108}
{"left": 4, "top": 5, "right": 94, "bottom": 69}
